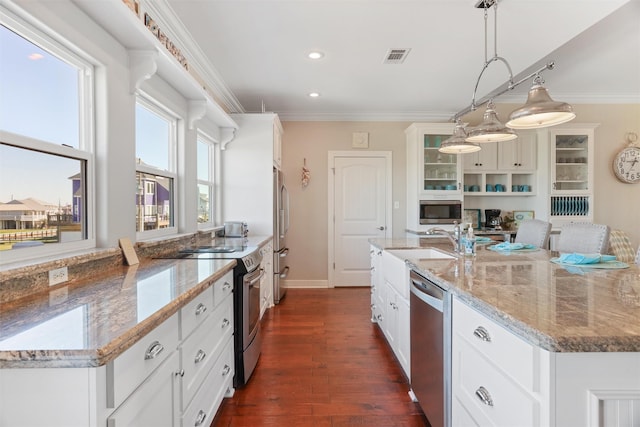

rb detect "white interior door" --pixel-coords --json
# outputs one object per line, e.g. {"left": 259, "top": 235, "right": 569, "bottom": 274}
{"left": 329, "top": 152, "right": 391, "bottom": 287}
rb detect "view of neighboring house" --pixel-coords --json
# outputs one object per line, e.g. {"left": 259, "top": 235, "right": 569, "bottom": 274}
{"left": 0, "top": 198, "right": 64, "bottom": 229}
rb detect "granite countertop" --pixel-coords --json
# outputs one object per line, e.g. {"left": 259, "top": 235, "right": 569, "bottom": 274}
{"left": 370, "top": 237, "right": 640, "bottom": 353}
{"left": 0, "top": 257, "right": 236, "bottom": 368}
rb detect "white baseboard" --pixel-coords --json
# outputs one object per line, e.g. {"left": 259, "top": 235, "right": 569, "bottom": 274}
{"left": 283, "top": 279, "right": 329, "bottom": 289}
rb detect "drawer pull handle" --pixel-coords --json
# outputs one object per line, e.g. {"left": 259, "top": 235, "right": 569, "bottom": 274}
{"left": 195, "top": 303, "right": 207, "bottom": 316}
{"left": 222, "top": 318, "right": 230, "bottom": 328}
{"left": 222, "top": 364, "right": 231, "bottom": 376}
{"left": 175, "top": 369, "right": 185, "bottom": 377}
{"left": 194, "top": 409, "right": 207, "bottom": 426}
{"left": 223, "top": 282, "right": 232, "bottom": 291}
{"left": 376, "top": 314, "right": 383, "bottom": 322}
{"left": 144, "top": 341, "right": 164, "bottom": 360}
{"left": 194, "top": 349, "right": 206, "bottom": 364}
{"left": 475, "top": 386, "right": 494, "bottom": 406}
{"left": 473, "top": 326, "right": 491, "bottom": 342}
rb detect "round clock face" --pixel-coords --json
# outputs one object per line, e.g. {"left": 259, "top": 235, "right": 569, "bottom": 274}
{"left": 613, "top": 146, "right": 640, "bottom": 183}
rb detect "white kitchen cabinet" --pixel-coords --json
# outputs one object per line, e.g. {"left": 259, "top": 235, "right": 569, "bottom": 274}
{"left": 405, "top": 123, "right": 462, "bottom": 232}
{"left": 497, "top": 131, "right": 537, "bottom": 171}
{"left": 370, "top": 245, "right": 384, "bottom": 324}
{"left": 0, "top": 273, "right": 235, "bottom": 427}
{"left": 260, "top": 241, "right": 274, "bottom": 318}
{"left": 222, "top": 113, "right": 283, "bottom": 236}
{"left": 463, "top": 142, "right": 497, "bottom": 171}
{"left": 452, "top": 297, "right": 551, "bottom": 427}
{"left": 549, "top": 124, "right": 597, "bottom": 226}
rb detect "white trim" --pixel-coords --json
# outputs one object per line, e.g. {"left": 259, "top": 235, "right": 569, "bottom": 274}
{"left": 283, "top": 279, "right": 329, "bottom": 289}
{"left": 327, "top": 151, "right": 393, "bottom": 288}
{"left": 278, "top": 111, "right": 453, "bottom": 122}
{"left": 588, "top": 389, "right": 640, "bottom": 427}
{"left": 196, "top": 132, "right": 215, "bottom": 230}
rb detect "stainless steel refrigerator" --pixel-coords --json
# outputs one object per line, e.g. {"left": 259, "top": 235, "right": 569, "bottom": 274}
{"left": 273, "top": 168, "right": 289, "bottom": 304}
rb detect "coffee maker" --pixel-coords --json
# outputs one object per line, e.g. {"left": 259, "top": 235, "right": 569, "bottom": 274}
{"left": 485, "top": 209, "right": 502, "bottom": 229}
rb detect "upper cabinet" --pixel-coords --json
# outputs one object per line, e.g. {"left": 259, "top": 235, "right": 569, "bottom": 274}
{"left": 497, "top": 132, "right": 537, "bottom": 171}
{"left": 463, "top": 143, "right": 497, "bottom": 171}
{"left": 406, "top": 123, "right": 462, "bottom": 198}
{"left": 548, "top": 124, "right": 597, "bottom": 225}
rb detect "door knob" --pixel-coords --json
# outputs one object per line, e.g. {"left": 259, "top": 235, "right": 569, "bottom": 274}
{"left": 378, "top": 226, "right": 385, "bottom": 231}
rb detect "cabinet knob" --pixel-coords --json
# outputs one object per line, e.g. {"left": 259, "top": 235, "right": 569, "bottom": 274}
{"left": 475, "top": 386, "right": 494, "bottom": 406}
{"left": 473, "top": 326, "right": 491, "bottom": 342}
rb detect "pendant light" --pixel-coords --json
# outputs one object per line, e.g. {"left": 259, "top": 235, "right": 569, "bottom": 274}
{"left": 506, "top": 74, "right": 576, "bottom": 129}
{"left": 466, "top": 100, "right": 517, "bottom": 143}
{"left": 439, "top": 120, "right": 481, "bottom": 154}
{"left": 451, "top": 0, "right": 574, "bottom": 132}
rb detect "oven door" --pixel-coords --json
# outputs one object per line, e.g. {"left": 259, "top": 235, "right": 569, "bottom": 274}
{"left": 419, "top": 200, "right": 462, "bottom": 225}
{"left": 243, "top": 267, "right": 264, "bottom": 348}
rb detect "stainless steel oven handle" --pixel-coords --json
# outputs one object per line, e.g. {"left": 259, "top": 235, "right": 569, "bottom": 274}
{"left": 278, "top": 266, "right": 290, "bottom": 279}
{"left": 246, "top": 268, "right": 265, "bottom": 287}
{"left": 279, "top": 248, "right": 289, "bottom": 257}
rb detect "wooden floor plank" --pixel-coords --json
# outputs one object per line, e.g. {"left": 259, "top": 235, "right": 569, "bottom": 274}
{"left": 211, "top": 288, "right": 429, "bottom": 427}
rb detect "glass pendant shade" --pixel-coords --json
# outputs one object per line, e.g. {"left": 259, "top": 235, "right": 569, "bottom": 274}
{"left": 506, "top": 82, "right": 576, "bottom": 129}
{"left": 466, "top": 105, "right": 518, "bottom": 143}
{"left": 439, "top": 122, "right": 480, "bottom": 154}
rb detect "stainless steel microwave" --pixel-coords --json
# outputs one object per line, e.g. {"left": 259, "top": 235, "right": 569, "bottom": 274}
{"left": 419, "top": 200, "right": 462, "bottom": 224}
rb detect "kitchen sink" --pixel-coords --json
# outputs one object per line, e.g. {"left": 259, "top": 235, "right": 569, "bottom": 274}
{"left": 387, "top": 248, "right": 456, "bottom": 260}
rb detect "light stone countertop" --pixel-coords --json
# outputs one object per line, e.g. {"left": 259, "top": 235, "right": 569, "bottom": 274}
{"left": 0, "top": 258, "right": 236, "bottom": 368}
{"left": 370, "top": 237, "right": 640, "bottom": 353}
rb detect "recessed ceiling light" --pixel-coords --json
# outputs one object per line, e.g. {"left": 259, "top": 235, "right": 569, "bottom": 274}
{"left": 308, "top": 92, "right": 321, "bottom": 98}
{"left": 28, "top": 53, "right": 44, "bottom": 60}
{"left": 308, "top": 51, "right": 324, "bottom": 60}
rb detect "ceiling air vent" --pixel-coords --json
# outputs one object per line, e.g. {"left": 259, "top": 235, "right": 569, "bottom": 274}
{"left": 383, "top": 48, "right": 411, "bottom": 64}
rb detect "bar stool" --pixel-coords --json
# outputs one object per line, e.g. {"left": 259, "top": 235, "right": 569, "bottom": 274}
{"left": 514, "top": 219, "right": 551, "bottom": 248}
{"left": 557, "top": 222, "right": 610, "bottom": 254}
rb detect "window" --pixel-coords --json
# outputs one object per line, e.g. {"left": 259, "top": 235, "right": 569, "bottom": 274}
{"left": 0, "top": 13, "right": 94, "bottom": 262}
{"left": 197, "top": 133, "right": 215, "bottom": 227}
{"left": 135, "top": 97, "right": 177, "bottom": 235}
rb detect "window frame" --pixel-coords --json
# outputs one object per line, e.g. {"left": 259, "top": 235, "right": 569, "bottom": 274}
{"left": 134, "top": 94, "right": 179, "bottom": 240}
{"left": 196, "top": 131, "right": 216, "bottom": 230}
{"left": 0, "top": 8, "right": 95, "bottom": 265}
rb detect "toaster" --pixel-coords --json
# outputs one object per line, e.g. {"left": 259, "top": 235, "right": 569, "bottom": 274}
{"left": 224, "top": 221, "right": 248, "bottom": 237}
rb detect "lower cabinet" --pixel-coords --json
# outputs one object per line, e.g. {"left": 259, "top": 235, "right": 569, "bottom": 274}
{"left": 0, "top": 270, "right": 235, "bottom": 427}
{"left": 370, "top": 246, "right": 410, "bottom": 379}
{"left": 260, "top": 241, "right": 274, "bottom": 318}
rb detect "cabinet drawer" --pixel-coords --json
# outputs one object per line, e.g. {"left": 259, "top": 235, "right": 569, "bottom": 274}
{"left": 107, "top": 314, "right": 179, "bottom": 409}
{"left": 381, "top": 251, "right": 408, "bottom": 299}
{"left": 182, "top": 339, "right": 234, "bottom": 427}
{"left": 453, "top": 299, "right": 536, "bottom": 390}
{"left": 180, "top": 296, "right": 233, "bottom": 409}
{"left": 213, "top": 271, "right": 233, "bottom": 307}
{"left": 453, "top": 337, "right": 540, "bottom": 427}
{"left": 107, "top": 351, "right": 178, "bottom": 427}
{"left": 180, "top": 286, "right": 214, "bottom": 340}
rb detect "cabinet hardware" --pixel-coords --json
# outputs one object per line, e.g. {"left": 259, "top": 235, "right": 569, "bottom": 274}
{"left": 175, "top": 369, "right": 185, "bottom": 377}
{"left": 222, "top": 318, "right": 230, "bottom": 328}
{"left": 475, "top": 386, "right": 494, "bottom": 406}
{"left": 195, "top": 303, "right": 207, "bottom": 316}
{"left": 194, "top": 349, "right": 206, "bottom": 364}
{"left": 222, "top": 282, "right": 232, "bottom": 291}
{"left": 473, "top": 326, "right": 491, "bottom": 342}
{"left": 194, "top": 409, "right": 207, "bottom": 426}
{"left": 144, "top": 341, "right": 164, "bottom": 360}
{"left": 222, "top": 365, "right": 231, "bottom": 376}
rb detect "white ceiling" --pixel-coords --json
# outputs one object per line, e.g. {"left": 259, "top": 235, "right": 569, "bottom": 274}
{"left": 161, "top": 0, "right": 640, "bottom": 121}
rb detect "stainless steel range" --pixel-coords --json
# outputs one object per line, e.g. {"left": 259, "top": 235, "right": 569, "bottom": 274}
{"left": 157, "top": 243, "right": 263, "bottom": 387}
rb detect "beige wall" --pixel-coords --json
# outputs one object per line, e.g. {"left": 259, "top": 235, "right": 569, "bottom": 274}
{"left": 282, "top": 104, "right": 640, "bottom": 282}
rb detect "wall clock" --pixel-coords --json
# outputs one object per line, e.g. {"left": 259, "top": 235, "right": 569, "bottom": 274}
{"left": 613, "top": 132, "right": 640, "bottom": 184}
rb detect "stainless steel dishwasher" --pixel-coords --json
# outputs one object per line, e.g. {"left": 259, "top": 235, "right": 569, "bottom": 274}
{"left": 410, "top": 269, "right": 451, "bottom": 427}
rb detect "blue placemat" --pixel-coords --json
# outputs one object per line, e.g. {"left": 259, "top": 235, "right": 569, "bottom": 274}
{"left": 550, "top": 258, "right": 629, "bottom": 269}
{"left": 488, "top": 242, "right": 539, "bottom": 252}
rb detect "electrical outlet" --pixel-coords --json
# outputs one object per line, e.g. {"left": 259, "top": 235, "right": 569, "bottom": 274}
{"left": 49, "top": 267, "right": 68, "bottom": 286}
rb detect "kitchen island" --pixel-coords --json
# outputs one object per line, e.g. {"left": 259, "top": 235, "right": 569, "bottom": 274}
{"left": 370, "top": 237, "right": 640, "bottom": 426}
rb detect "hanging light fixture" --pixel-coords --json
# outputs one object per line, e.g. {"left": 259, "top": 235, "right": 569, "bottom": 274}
{"left": 466, "top": 100, "right": 517, "bottom": 143}
{"left": 452, "top": 0, "right": 574, "bottom": 132}
{"left": 506, "top": 74, "right": 576, "bottom": 129}
{"left": 439, "top": 120, "right": 481, "bottom": 154}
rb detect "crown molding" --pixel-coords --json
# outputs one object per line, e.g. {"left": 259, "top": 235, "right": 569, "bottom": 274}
{"left": 276, "top": 111, "right": 454, "bottom": 122}
{"left": 143, "top": 0, "right": 245, "bottom": 113}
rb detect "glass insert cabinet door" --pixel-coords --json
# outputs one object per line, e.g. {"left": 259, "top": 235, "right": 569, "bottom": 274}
{"left": 423, "top": 134, "right": 459, "bottom": 192}
{"left": 551, "top": 131, "right": 592, "bottom": 192}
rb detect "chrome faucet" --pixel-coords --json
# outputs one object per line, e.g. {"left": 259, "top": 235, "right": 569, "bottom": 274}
{"left": 426, "top": 226, "right": 459, "bottom": 253}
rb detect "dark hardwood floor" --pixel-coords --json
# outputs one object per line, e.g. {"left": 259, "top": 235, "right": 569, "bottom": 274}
{"left": 212, "top": 287, "right": 429, "bottom": 427}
